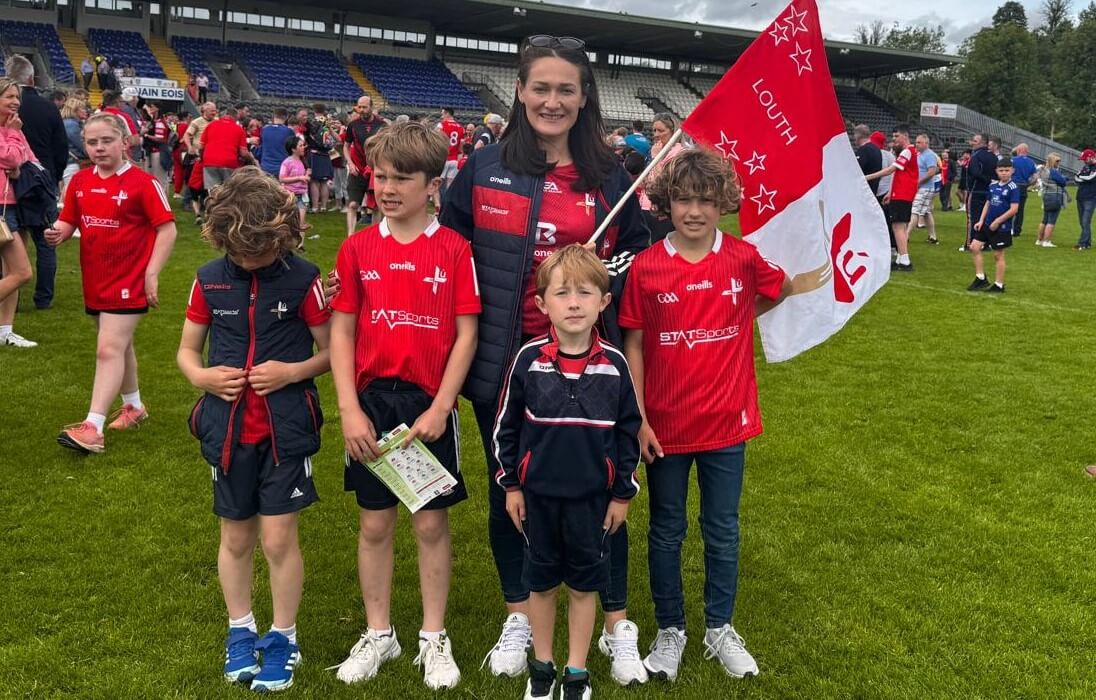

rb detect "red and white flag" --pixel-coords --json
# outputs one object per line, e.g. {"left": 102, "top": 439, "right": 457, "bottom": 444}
{"left": 681, "top": 0, "right": 890, "bottom": 362}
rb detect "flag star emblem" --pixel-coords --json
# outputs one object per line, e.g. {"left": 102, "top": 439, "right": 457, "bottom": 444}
{"left": 743, "top": 151, "right": 767, "bottom": 175}
{"left": 769, "top": 22, "right": 790, "bottom": 46}
{"left": 789, "top": 42, "right": 813, "bottom": 75}
{"left": 750, "top": 184, "right": 778, "bottom": 215}
{"left": 782, "top": 6, "right": 809, "bottom": 34}
{"left": 715, "top": 131, "right": 740, "bottom": 161}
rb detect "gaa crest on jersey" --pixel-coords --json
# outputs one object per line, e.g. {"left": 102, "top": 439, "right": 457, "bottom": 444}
{"left": 423, "top": 266, "right": 448, "bottom": 294}
{"left": 111, "top": 190, "right": 129, "bottom": 206}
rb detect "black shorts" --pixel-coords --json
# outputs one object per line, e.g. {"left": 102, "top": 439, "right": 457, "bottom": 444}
{"left": 522, "top": 491, "right": 611, "bottom": 593}
{"left": 343, "top": 378, "right": 467, "bottom": 511}
{"left": 212, "top": 440, "right": 319, "bottom": 520}
{"left": 972, "top": 225, "right": 1013, "bottom": 250}
{"left": 85, "top": 306, "right": 148, "bottom": 316}
{"left": 347, "top": 173, "right": 369, "bottom": 206}
{"left": 887, "top": 199, "right": 912, "bottom": 224}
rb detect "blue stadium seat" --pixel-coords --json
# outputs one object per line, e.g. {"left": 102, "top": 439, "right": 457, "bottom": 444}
{"left": 0, "top": 20, "right": 74, "bottom": 83}
{"left": 87, "top": 28, "right": 166, "bottom": 80}
{"left": 170, "top": 35, "right": 222, "bottom": 93}
{"left": 353, "top": 54, "right": 482, "bottom": 110}
{"left": 228, "top": 41, "right": 360, "bottom": 102}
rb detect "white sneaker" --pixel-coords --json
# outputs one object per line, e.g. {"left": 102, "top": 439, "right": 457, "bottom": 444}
{"left": 702, "top": 625, "right": 758, "bottom": 678}
{"left": 642, "top": 627, "right": 686, "bottom": 681}
{"left": 480, "top": 612, "right": 531, "bottom": 677}
{"left": 597, "top": 619, "right": 648, "bottom": 685}
{"left": 1044, "top": 241, "right": 1057, "bottom": 248}
{"left": 414, "top": 632, "right": 461, "bottom": 689}
{"left": 2, "top": 332, "right": 37, "bottom": 348}
{"left": 330, "top": 628, "right": 402, "bottom": 684}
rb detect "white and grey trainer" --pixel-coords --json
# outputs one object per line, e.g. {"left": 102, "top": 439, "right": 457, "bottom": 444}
{"left": 642, "top": 627, "right": 686, "bottom": 681}
{"left": 702, "top": 625, "right": 758, "bottom": 678}
{"left": 597, "top": 619, "right": 648, "bottom": 686}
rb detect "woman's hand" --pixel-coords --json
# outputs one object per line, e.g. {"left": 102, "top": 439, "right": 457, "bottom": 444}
{"left": 5, "top": 114, "right": 22, "bottom": 131}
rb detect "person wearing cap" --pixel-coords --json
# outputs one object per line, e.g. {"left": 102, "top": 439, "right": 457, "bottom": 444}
{"left": 119, "top": 87, "right": 145, "bottom": 163}
{"left": 969, "top": 156, "right": 1018, "bottom": 293}
{"left": 1073, "top": 148, "right": 1096, "bottom": 250}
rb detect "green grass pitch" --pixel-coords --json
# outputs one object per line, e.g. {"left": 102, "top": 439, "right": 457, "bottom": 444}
{"left": 2, "top": 198, "right": 1095, "bottom": 699}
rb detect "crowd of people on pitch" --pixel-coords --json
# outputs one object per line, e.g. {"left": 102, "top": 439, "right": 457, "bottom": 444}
{"left": 1, "top": 36, "right": 798, "bottom": 700}
{"left": 855, "top": 123, "right": 1096, "bottom": 294}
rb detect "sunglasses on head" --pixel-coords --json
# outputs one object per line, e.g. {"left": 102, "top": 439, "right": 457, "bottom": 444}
{"left": 525, "top": 35, "right": 586, "bottom": 51}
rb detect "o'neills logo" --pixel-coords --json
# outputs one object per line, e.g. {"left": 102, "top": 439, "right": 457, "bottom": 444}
{"left": 489, "top": 176, "right": 512, "bottom": 185}
{"left": 480, "top": 204, "right": 509, "bottom": 216}
{"left": 213, "top": 309, "right": 240, "bottom": 316}
{"left": 81, "top": 215, "right": 119, "bottom": 228}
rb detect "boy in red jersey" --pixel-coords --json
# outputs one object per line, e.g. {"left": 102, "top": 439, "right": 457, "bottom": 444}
{"left": 45, "top": 113, "right": 177, "bottom": 454}
{"left": 177, "top": 167, "right": 330, "bottom": 692}
{"left": 435, "top": 107, "right": 464, "bottom": 211}
{"left": 329, "top": 122, "right": 480, "bottom": 691}
{"left": 619, "top": 149, "right": 823, "bottom": 682}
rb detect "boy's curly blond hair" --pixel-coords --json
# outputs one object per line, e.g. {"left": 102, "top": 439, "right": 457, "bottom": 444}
{"left": 201, "top": 166, "right": 302, "bottom": 259}
{"left": 645, "top": 147, "right": 741, "bottom": 217}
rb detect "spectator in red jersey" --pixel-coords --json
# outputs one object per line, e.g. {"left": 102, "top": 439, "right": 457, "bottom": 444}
{"left": 45, "top": 112, "right": 177, "bottom": 454}
{"left": 438, "top": 35, "right": 651, "bottom": 685}
{"left": 172, "top": 112, "right": 190, "bottom": 197}
{"left": 343, "top": 95, "right": 386, "bottom": 235}
{"left": 866, "top": 123, "right": 918, "bottom": 271}
{"left": 200, "top": 106, "right": 256, "bottom": 191}
{"left": 100, "top": 89, "right": 138, "bottom": 151}
{"left": 436, "top": 107, "right": 464, "bottom": 211}
{"left": 143, "top": 102, "right": 172, "bottom": 190}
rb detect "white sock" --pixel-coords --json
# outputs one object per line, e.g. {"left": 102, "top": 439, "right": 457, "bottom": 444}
{"left": 994, "top": 282, "right": 1004, "bottom": 288}
{"left": 121, "top": 390, "right": 143, "bottom": 410}
{"left": 369, "top": 627, "right": 393, "bottom": 638}
{"left": 229, "top": 611, "right": 258, "bottom": 634}
{"left": 85, "top": 412, "right": 106, "bottom": 434}
{"left": 419, "top": 629, "right": 444, "bottom": 641}
{"left": 0, "top": 324, "right": 11, "bottom": 339}
{"left": 897, "top": 254, "right": 910, "bottom": 265}
{"left": 271, "top": 624, "right": 297, "bottom": 645}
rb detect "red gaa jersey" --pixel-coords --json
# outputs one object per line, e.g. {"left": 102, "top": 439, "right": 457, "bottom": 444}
{"left": 186, "top": 273, "right": 329, "bottom": 443}
{"left": 331, "top": 218, "right": 481, "bottom": 397}
{"left": 618, "top": 231, "right": 786, "bottom": 453}
{"left": 201, "top": 116, "right": 248, "bottom": 169}
{"left": 102, "top": 106, "right": 136, "bottom": 136}
{"left": 438, "top": 118, "right": 465, "bottom": 162}
{"left": 889, "top": 144, "right": 919, "bottom": 202}
{"left": 59, "top": 163, "right": 175, "bottom": 311}
{"left": 522, "top": 164, "right": 597, "bottom": 336}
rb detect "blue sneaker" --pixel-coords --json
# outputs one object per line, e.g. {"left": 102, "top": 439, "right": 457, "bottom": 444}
{"left": 250, "top": 631, "right": 301, "bottom": 693}
{"left": 224, "top": 628, "right": 261, "bottom": 684}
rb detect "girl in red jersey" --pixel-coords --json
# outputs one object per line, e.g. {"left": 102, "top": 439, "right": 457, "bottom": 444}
{"left": 45, "top": 113, "right": 178, "bottom": 454}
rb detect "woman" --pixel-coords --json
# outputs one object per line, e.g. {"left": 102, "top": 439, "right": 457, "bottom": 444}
{"left": 1037, "top": 152, "right": 1068, "bottom": 248}
{"left": 439, "top": 35, "right": 651, "bottom": 687}
{"left": 61, "top": 97, "right": 88, "bottom": 201}
{"left": 938, "top": 150, "right": 952, "bottom": 211}
{"left": 956, "top": 149, "right": 971, "bottom": 212}
{"left": 0, "top": 77, "right": 38, "bottom": 348}
{"left": 638, "top": 112, "right": 687, "bottom": 241}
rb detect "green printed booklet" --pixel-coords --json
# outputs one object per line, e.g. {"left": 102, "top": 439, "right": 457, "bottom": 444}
{"left": 365, "top": 423, "right": 457, "bottom": 513}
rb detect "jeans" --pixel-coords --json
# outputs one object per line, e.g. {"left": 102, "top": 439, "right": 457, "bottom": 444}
{"left": 27, "top": 227, "right": 55, "bottom": 308}
{"left": 647, "top": 443, "right": 745, "bottom": 630}
{"left": 472, "top": 400, "right": 628, "bottom": 610}
{"left": 939, "top": 182, "right": 953, "bottom": 210}
{"left": 1078, "top": 198, "right": 1096, "bottom": 248}
{"left": 1014, "top": 186, "right": 1028, "bottom": 236}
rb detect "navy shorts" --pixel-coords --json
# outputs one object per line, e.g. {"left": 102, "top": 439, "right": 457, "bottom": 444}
{"left": 522, "top": 491, "right": 611, "bottom": 593}
{"left": 973, "top": 224, "right": 1013, "bottom": 250}
{"left": 343, "top": 378, "right": 467, "bottom": 511}
{"left": 887, "top": 199, "right": 912, "bottom": 224}
{"left": 212, "top": 440, "right": 318, "bottom": 520}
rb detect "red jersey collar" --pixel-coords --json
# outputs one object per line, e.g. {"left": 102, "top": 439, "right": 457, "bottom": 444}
{"left": 93, "top": 161, "right": 132, "bottom": 178}
{"left": 662, "top": 228, "right": 723, "bottom": 257}
{"left": 379, "top": 216, "right": 441, "bottom": 239}
{"left": 539, "top": 325, "right": 604, "bottom": 362}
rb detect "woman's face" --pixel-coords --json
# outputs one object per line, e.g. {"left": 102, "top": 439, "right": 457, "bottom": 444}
{"left": 517, "top": 56, "right": 587, "bottom": 143}
{"left": 652, "top": 119, "right": 671, "bottom": 144}
{"left": 0, "top": 85, "right": 21, "bottom": 121}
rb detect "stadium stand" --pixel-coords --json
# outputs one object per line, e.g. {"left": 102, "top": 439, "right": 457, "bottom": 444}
{"left": 0, "top": 20, "right": 74, "bottom": 83}
{"left": 232, "top": 42, "right": 359, "bottom": 102}
{"left": 444, "top": 60, "right": 513, "bottom": 109}
{"left": 87, "top": 28, "right": 166, "bottom": 80}
{"left": 354, "top": 54, "right": 482, "bottom": 110}
{"left": 169, "top": 36, "right": 222, "bottom": 94}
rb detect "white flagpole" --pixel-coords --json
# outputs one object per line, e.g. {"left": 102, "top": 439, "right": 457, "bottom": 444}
{"left": 587, "top": 127, "right": 686, "bottom": 246}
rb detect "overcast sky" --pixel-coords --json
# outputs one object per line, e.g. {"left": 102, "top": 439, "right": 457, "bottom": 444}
{"left": 550, "top": 0, "right": 1051, "bottom": 51}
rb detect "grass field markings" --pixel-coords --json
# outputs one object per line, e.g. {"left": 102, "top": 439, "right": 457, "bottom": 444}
{"left": 886, "top": 279, "right": 1082, "bottom": 315}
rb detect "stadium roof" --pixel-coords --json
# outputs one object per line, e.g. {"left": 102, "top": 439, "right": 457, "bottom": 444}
{"left": 344, "top": 0, "right": 963, "bottom": 78}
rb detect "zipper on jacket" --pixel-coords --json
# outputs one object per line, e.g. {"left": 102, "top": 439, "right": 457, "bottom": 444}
{"left": 502, "top": 175, "right": 543, "bottom": 383}
{"left": 220, "top": 274, "right": 258, "bottom": 471}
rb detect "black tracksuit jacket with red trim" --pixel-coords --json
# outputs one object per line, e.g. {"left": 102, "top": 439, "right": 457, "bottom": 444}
{"left": 492, "top": 330, "right": 642, "bottom": 502}
{"left": 187, "top": 254, "right": 324, "bottom": 471}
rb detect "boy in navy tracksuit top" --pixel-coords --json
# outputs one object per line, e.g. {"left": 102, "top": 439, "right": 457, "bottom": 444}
{"left": 178, "top": 167, "right": 330, "bottom": 692}
{"left": 494, "top": 245, "right": 642, "bottom": 700}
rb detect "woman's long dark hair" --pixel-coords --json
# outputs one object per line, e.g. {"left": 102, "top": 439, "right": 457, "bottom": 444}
{"left": 499, "top": 44, "right": 615, "bottom": 193}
